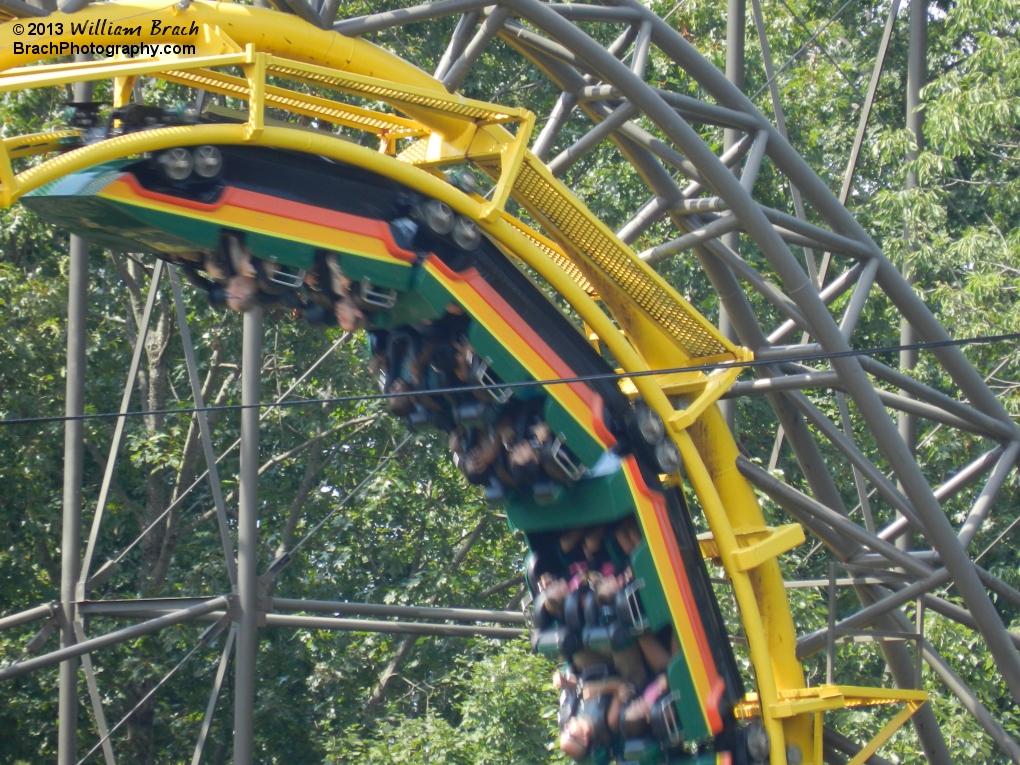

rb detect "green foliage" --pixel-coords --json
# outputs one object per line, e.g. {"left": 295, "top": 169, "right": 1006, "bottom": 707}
{"left": 327, "top": 641, "right": 561, "bottom": 765}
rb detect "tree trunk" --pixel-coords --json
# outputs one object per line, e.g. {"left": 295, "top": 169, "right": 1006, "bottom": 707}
{"left": 365, "top": 514, "right": 489, "bottom": 709}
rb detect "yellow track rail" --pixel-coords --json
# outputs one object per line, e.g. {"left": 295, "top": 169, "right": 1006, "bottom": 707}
{"left": 0, "top": 3, "right": 926, "bottom": 762}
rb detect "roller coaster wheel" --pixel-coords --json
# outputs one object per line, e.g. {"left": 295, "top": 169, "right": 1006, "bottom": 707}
{"left": 157, "top": 147, "right": 194, "bottom": 181}
{"left": 192, "top": 145, "right": 223, "bottom": 179}
{"left": 418, "top": 199, "right": 456, "bottom": 235}
{"left": 451, "top": 216, "right": 482, "bottom": 251}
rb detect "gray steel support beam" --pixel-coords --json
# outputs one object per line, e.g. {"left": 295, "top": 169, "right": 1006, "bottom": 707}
{"left": 4, "top": 0, "right": 45, "bottom": 15}
{"left": 630, "top": 19, "right": 652, "bottom": 79}
{"left": 898, "top": 0, "right": 927, "bottom": 528}
{"left": 317, "top": 0, "right": 341, "bottom": 24}
{"left": 73, "top": 620, "right": 116, "bottom": 765}
{"left": 839, "top": 257, "right": 879, "bottom": 338}
{"left": 872, "top": 388, "right": 1000, "bottom": 437}
{"left": 672, "top": 197, "right": 728, "bottom": 215}
{"left": 696, "top": 232, "right": 808, "bottom": 326}
{"left": 859, "top": 356, "right": 1014, "bottom": 440}
{"left": 502, "top": 20, "right": 594, "bottom": 73}
{"left": 442, "top": 6, "right": 512, "bottom": 92}
{"left": 758, "top": 207, "right": 872, "bottom": 259}
{"left": 78, "top": 259, "right": 164, "bottom": 596}
{"left": 79, "top": 598, "right": 217, "bottom": 617}
{"left": 749, "top": 0, "right": 815, "bottom": 283}
{"left": 739, "top": 130, "right": 768, "bottom": 191}
{"left": 616, "top": 195, "right": 670, "bottom": 244}
{"left": 168, "top": 266, "right": 238, "bottom": 588}
{"left": 434, "top": 10, "right": 481, "bottom": 80}
{"left": 271, "top": 0, "right": 328, "bottom": 29}
{"left": 263, "top": 613, "right": 525, "bottom": 638}
{"left": 615, "top": 0, "right": 1018, "bottom": 440}
{"left": 879, "top": 445, "right": 1005, "bottom": 543}
{"left": 0, "top": 603, "right": 57, "bottom": 631}
{"left": 759, "top": 342, "right": 825, "bottom": 360}
{"left": 59, "top": 232, "right": 88, "bottom": 765}
{"left": 531, "top": 90, "right": 579, "bottom": 160}
{"left": 958, "top": 441, "right": 1020, "bottom": 549}
{"left": 723, "top": 370, "right": 839, "bottom": 398}
{"left": 850, "top": 554, "right": 1020, "bottom": 615}
{"left": 836, "top": 392, "right": 876, "bottom": 531}
{"left": 609, "top": 116, "right": 701, "bottom": 179}
{"left": 655, "top": 87, "right": 760, "bottom": 130}
{"left": 782, "top": 388, "right": 921, "bottom": 521}
{"left": 749, "top": 0, "right": 819, "bottom": 482}
{"left": 0, "top": 598, "right": 227, "bottom": 681}
{"left": 271, "top": 598, "right": 527, "bottom": 624}
{"left": 718, "top": 0, "right": 744, "bottom": 429}
{"left": 840, "top": 0, "right": 901, "bottom": 204}
{"left": 641, "top": 214, "right": 740, "bottom": 264}
{"left": 547, "top": 4, "right": 640, "bottom": 22}
{"left": 233, "top": 308, "right": 262, "bottom": 765}
{"left": 768, "top": 262, "right": 864, "bottom": 343}
{"left": 58, "top": 64, "right": 93, "bottom": 756}
{"left": 192, "top": 627, "right": 235, "bottom": 765}
{"left": 547, "top": 101, "right": 639, "bottom": 176}
{"left": 333, "top": 0, "right": 492, "bottom": 36}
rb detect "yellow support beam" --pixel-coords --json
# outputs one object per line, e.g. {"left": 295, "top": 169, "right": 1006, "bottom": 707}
{"left": 2, "top": 130, "right": 80, "bottom": 159}
{"left": 0, "top": 51, "right": 248, "bottom": 92}
{"left": 481, "top": 110, "right": 535, "bottom": 222}
{"left": 112, "top": 73, "right": 135, "bottom": 109}
{"left": 243, "top": 46, "right": 265, "bottom": 141}
{"left": 731, "top": 523, "right": 806, "bottom": 573}
{"left": 837, "top": 685, "right": 928, "bottom": 705}
{"left": 847, "top": 702, "right": 925, "bottom": 765}
{"left": 263, "top": 53, "right": 529, "bottom": 125}
{"left": 0, "top": 139, "right": 15, "bottom": 207}
{"left": 674, "top": 427, "right": 788, "bottom": 762}
{"left": 668, "top": 364, "right": 746, "bottom": 431}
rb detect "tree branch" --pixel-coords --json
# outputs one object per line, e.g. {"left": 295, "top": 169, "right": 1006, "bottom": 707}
{"left": 365, "top": 512, "right": 489, "bottom": 710}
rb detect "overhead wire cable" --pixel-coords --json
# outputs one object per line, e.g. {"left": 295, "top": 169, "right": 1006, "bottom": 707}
{"left": 749, "top": 0, "right": 857, "bottom": 100}
{"left": 285, "top": 432, "right": 413, "bottom": 558}
{"left": 769, "top": 0, "right": 884, "bottom": 116}
{"left": 97, "top": 419, "right": 377, "bottom": 591}
{"left": 1, "top": 330, "right": 1019, "bottom": 427}
{"left": 79, "top": 334, "right": 355, "bottom": 591}
{"left": 974, "top": 515, "right": 1020, "bottom": 565}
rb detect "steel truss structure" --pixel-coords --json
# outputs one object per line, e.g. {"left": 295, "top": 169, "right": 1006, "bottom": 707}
{"left": 0, "top": 0, "right": 1016, "bottom": 763}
